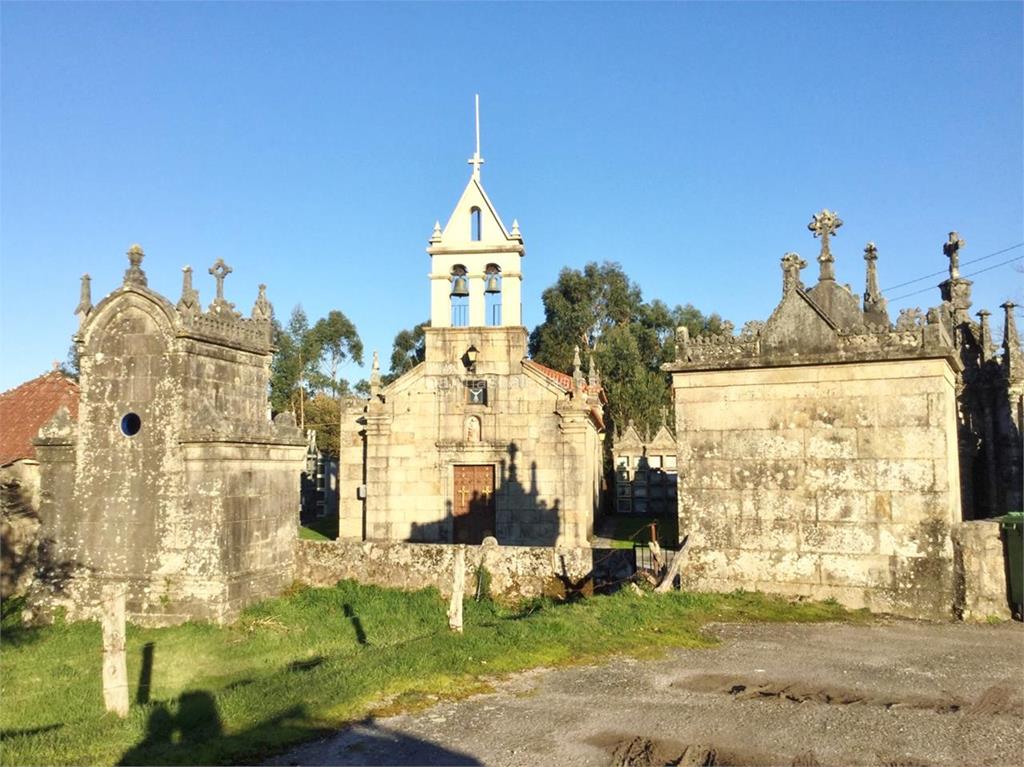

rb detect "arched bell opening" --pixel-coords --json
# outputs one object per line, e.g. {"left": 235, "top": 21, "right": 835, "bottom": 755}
{"left": 484, "top": 264, "right": 502, "bottom": 326}
{"left": 450, "top": 265, "right": 469, "bottom": 327}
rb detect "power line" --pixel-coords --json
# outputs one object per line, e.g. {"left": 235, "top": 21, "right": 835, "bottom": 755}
{"left": 888, "top": 255, "right": 1024, "bottom": 302}
{"left": 882, "top": 242, "right": 1024, "bottom": 292}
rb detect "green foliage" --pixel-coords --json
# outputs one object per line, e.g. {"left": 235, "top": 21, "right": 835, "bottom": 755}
{"left": 0, "top": 582, "right": 859, "bottom": 767}
{"left": 308, "top": 310, "right": 364, "bottom": 396}
{"left": 386, "top": 320, "right": 429, "bottom": 383}
{"left": 269, "top": 305, "right": 363, "bottom": 445}
{"left": 528, "top": 262, "right": 728, "bottom": 437}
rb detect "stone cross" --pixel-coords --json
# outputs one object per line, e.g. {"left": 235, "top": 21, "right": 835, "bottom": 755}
{"left": 807, "top": 209, "right": 843, "bottom": 281}
{"left": 943, "top": 231, "right": 965, "bottom": 280}
{"left": 209, "top": 259, "right": 233, "bottom": 301}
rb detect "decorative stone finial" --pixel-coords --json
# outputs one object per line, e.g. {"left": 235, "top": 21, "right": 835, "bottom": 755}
{"left": 511, "top": 219, "right": 521, "bottom": 238}
{"left": 75, "top": 274, "right": 93, "bottom": 326}
{"left": 944, "top": 231, "right": 965, "bottom": 280}
{"left": 123, "top": 244, "right": 147, "bottom": 287}
{"left": 251, "top": 284, "right": 272, "bottom": 321}
{"left": 1001, "top": 301, "right": 1022, "bottom": 380}
{"left": 862, "top": 241, "right": 889, "bottom": 326}
{"left": 977, "top": 309, "right": 992, "bottom": 362}
{"left": 587, "top": 352, "right": 600, "bottom": 389}
{"left": 572, "top": 345, "right": 584, "bottom": 392}
{"left": 370, "top": 350, "right": 381, "bottom": 398}
{"left": 430, "top": 220, "right": 442, "bottom": 244}
{"left": 807, "top": 210, "right": 843, "bottom": 282}
{"left": 780, "top": 252, "right": 807, "bottom": 296}
{"left": 177, "top": 266, "right": 200, "bottom": 319}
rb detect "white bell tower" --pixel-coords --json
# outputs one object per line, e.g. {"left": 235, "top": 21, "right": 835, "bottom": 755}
{"left": 427, "top": 95, "right": 525, "bottom": 330}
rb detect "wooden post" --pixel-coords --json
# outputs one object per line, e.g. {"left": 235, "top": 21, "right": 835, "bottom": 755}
{"left": 100, "top": 583, "right": 129, "bottom": 717}
{"left": 655, "top": 536, "right": 691, "bottom": 594}
{"left": 447, "top": 546, "right": 465, "bottom": 633}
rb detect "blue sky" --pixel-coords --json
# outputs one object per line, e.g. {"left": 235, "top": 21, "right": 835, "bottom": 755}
{"left": 2, "top": 2, "right": 1021, "bottom": 391}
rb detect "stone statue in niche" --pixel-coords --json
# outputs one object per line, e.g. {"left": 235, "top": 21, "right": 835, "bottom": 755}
{"left": 465, "top": 416, "right": 481, "bottom": 443}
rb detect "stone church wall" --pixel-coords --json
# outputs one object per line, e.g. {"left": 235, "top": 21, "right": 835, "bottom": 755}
{"left": 364, "top": 369, "right": 582, "bottom": 546}
{"left": 295, "top": 539, "right": 592, "bottom": 601}
{"left": 674, "top": 358, "right": 962, "bottom": 619}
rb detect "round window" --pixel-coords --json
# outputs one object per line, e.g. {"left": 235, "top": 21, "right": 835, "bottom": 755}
{"left": 120, "top": 412, "right": 141, "bottom": 437}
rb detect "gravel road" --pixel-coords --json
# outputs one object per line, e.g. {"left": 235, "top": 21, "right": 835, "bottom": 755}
{"left": 267, "top": 620, "right": 1023, "bottom": 767}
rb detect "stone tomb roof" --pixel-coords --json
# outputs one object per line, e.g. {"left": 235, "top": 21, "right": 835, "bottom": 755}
{"left": 0, "top": 369, "right": 79, "bottom": 466}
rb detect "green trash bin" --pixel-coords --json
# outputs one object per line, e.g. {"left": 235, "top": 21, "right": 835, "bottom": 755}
{"left": 1001, "top": 512, "right": 1024, "bottom": 619}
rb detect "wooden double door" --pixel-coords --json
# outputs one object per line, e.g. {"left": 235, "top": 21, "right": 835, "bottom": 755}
{"left": 453, "top": 464, "right": 496, "bottom": 544}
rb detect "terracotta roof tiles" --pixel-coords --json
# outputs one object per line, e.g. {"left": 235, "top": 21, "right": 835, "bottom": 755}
{"left": 0, "top": 370, "right": 79, "bottom": 466}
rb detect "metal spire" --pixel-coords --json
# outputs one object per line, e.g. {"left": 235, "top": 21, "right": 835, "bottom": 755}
{"left": 467, "top": 94, "right": 485, "bottom": 179}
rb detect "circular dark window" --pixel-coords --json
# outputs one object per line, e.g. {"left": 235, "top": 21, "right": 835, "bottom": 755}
{"left": 120, "top": 413, "right": 141, "bottom": 437}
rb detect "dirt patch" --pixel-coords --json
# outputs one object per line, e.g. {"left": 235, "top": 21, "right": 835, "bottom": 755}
{"left": 673, "top": 673, "right": 1023, "bottom": 718}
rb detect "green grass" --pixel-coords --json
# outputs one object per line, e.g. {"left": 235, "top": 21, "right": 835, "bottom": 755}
{"left": 598, "top": 513, "right": 679, "bottom": 549}
{"left": 0, "top": 583, "right": 864, "bottom": 766}
{"left": 298, "top": 514, "right": 338, "bottom": 541}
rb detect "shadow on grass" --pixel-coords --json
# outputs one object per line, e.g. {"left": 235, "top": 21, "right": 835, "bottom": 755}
{"left": 117, "top": 691, "right": 480, "bottom": 766}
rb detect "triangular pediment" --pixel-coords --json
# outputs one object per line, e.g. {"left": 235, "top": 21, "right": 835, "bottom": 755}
{"left": 614, "top": 421, "right": 644, "bottom": 449}
{"left": 438, "top": 176, "right": 518, "bottom": 247}
{"left": 761, "top": 288, "right": 840, "bottom": 355}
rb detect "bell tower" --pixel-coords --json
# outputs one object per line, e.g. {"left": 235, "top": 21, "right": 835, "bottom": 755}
{"left": 427, "top": 95, "right": 525, "bottom": 334}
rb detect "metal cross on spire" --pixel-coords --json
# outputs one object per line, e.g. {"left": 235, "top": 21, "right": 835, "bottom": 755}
{"left": 467, "top": 94, "right": 485, "bottom": 178}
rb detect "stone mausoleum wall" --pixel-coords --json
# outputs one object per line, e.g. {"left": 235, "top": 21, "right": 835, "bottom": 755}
{"left": 674, "top": 359, "right": 962, "bottom": 618}
{"left": 32, "top": 248, "right": 305, "bottom": 625}
{"left": 295, "top": 538, "right": 593, "bottom": 601}
{"left": 662, "top": 211, "right": 1009, "bottom": 620}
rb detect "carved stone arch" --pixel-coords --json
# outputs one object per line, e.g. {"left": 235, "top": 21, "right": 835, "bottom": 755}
{"left": 80, "top": 289, "right": 177, "bottom": 354}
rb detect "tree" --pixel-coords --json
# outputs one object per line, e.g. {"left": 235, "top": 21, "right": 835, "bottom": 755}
{"left": 269, "top": 306, "right": 319, "bottom": 428}
{"left": 386, "top": 320, "right": 429, "bottom": 383}
{"left": 309, "top": 310, "right": 363, "bottom": 459}
{"left": 528, "top": 262, "right": 642, "bottom": 373}
{"left": 529, "top": 261, "right": 728, "bottom": 438}
{"left": 61, "top": 341, "right": 80, "bottom": 381}
{"left": 309, "top": 310, "right": 364, "bottom": 397}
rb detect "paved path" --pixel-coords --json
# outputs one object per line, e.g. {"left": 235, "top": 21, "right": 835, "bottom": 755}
{"left": 268, "top": 621, "right": 1023, "bottom": 767}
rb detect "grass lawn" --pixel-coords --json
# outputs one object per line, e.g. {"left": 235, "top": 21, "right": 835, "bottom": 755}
{"left": 597, "top": 513, "right": 679, "bottom": 549}
{"left": 297, "top": 515, "right": 338, "bottom": 541}
{"left": 0, "top": 583, "right": 862, "bottom": 766}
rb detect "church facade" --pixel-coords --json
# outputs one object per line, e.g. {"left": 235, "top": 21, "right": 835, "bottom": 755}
{"left": 337, "top": 137, "right": 605, "bottom": 548}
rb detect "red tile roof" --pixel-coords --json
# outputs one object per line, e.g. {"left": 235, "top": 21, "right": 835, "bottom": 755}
{"left": 522, "top": 359, "right": 606, "bottom": 430}
{"left": 0, "top": 370, "right": 79, "bottom": 466}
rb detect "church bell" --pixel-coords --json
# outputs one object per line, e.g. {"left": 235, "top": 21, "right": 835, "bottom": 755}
{"left": 451, "top": 276, "right": 469, "bottom": 297}
{"left": 484, "top": 274, "right": 501, "bottom": 293}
